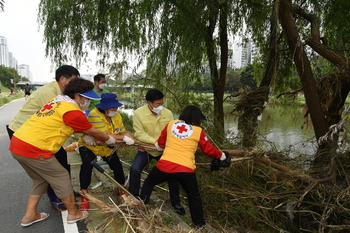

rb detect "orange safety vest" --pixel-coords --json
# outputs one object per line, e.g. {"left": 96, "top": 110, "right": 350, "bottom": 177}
{"left": 160, "top": 120, "right": 202, "bottom": 170}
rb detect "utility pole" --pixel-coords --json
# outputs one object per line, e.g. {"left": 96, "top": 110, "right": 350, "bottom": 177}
{"left": 13, "top": 68, "right": 17, "bottom": 94}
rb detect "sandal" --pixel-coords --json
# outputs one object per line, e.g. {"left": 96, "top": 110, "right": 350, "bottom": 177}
{"left": 21, "top": 213, "right": 50, "bottom": 227}
{"left": 67, "top": 210, "right": 89, "bottom": 224}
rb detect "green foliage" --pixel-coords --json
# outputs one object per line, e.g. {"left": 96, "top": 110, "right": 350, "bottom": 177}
{"left": 240, "top": 64, "right": 257, "bottom": 90}
{"left": 322, "top": 0, "right": 350, "bottom": 55}
{"left": 0, "top": 92, "right": 23, "bottom": 107}
{"left": 225, "top": 68, "right": 241, "bottom": 92}
{"left": 118, "top": 111, "right": 134, "bottom": 133}
{"left": 0, "top": 65, "right": 19, "bottom": 89}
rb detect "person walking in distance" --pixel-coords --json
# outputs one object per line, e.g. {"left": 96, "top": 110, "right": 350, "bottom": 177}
{"left": 24, "top": 83, "right": 32, "bottom": 100}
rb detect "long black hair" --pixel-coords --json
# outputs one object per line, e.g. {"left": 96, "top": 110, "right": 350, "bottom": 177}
{"left": 179, "top": 105, "right": 206, "bottom": 126}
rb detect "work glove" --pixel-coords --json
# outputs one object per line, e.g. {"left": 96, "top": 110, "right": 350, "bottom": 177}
{"left": 219, "top": 151, "right": 231, "bottom": 168}
{"left": 210, "top": 151, "right": 231, "bottom": 171}
{"left": 210, "top": 158, "right": 221, "bottom": 171}
{"left": 82, "top": 135, "right": 96, "bottom": 146}
{"left": 123, "top": 135, "right": 135, "bottom": 145}
{"left": 154, "top": 141, "right": 164, "bottom": 151}
{"left": 105, "top": 135, "right": 116, "bottom": 145}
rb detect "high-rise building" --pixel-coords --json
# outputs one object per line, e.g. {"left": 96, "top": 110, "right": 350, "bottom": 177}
{"left": 18, "top": 64, "right": 33, "bottom": 82}
{"left": 0, "top": 36, "right": 9, "bottom": 67}
{"left": 240, "top": 40, "right": 256, "bottom": 68}
{"left": 8, "top": 52, "right": 17, "bottom": 69}
{"left": 0, "top": 36, "right": 32, "bottom": 81}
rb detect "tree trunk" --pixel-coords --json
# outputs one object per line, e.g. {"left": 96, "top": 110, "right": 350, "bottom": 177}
{"left": 278, "top": 0, "right": 329, "bottom": 140}
{"left": 235, "top": 0, "right": 279, "bottom": 148}
{"left": 205, "top": 2, "right": 226, "bottom": 139}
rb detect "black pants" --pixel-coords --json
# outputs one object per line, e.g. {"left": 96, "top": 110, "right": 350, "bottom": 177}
{"left": 129, "top": 150, "right": 181, "bottom": 207}
{"left": 79, "top": 146, "right": 125, "bottom": 189}
{"left": 6, "top": 125, "right": 70, "bottom": 202}
{"left": 140, "top": 166, "right": 205, "bottom": 226}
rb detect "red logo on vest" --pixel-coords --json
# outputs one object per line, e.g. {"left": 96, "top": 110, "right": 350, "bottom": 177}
{"left": 176, "top": 124, "right": 188, "bottom": 133}
{"left": 171, "top": 120, "right": 193, "bottom": 139}
{"left": 41, "top": 103, "right": 55, "bottom": 112}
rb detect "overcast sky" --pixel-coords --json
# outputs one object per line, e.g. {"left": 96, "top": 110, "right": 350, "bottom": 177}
{"left": 0, "top": 0, "right": 101, "bottom": 82}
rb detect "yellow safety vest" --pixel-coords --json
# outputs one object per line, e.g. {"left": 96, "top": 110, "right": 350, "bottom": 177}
{"left": 79, "top": 108, "right": 126, "bottom": 157}
{"left": 14, "top": 96, "right": 80, "bottom": 155}
{"left": 160, "top": 120, "right": 202, "bottom": 170}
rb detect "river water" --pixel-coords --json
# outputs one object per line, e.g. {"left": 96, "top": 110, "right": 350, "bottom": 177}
{"left": 119, "top": 103, "right": 317, "bottom": 157}
{"left": 225, "top": 104, "right": 317, "bottom": 157}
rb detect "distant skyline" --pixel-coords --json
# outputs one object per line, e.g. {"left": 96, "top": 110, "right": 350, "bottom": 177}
{"left": 0, "top": 0, "right": 103, "bottom": 82}
{"left": 0, "top": 1, "right": 250, "bottom": 82}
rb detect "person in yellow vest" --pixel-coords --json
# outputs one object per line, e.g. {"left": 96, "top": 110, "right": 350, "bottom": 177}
{"left": 7, "top": 65, "right": 80, "bottom": 211}
{"left": 78, "top": 92, "right": 136, "bottom": 209}
{"left": 139, "top": 105, "right": 231, "bottom": 229}
{"left": 8, "top": 78, "right": 120, "bottom": 227}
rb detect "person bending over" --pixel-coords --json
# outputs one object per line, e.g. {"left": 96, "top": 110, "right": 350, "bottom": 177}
{"left": 139, "top": 105, "right": 231, "bottom": 229}
{"left": 78, "top": 93, "right": 136, "bottom": 209}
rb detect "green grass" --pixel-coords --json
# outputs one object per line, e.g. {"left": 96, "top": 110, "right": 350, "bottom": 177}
{"left": 0, "top": 91, "right": 23, "bottom": 107}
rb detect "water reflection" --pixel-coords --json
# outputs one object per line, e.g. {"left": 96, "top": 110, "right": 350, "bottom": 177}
{"left": 225, "top": 104, "right": 317, "bottom": 157}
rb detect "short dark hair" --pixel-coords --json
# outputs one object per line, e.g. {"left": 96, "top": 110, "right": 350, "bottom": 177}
{"left": 145, "top": 89, "right": 164, "bottom": 102}
{"left": 94, "top": 74, "right": 106, "bottom": 82}
{"left": 55, "top": 65, "right": 80, "bottom": 81}
{"left": 179, "top": 105, "right": 205, "bottom": 126}
{"left": 63, "top": 78, "right": 94, "bottom": 99}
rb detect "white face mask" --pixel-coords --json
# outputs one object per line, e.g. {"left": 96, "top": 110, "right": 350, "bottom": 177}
{"left": 99, "top": 83, "right": 106, "bottom": 89}
{"left": 79, "top": 99, "right": 91, "bottom": 109}
{"left": 152, "top": 105, "right": 163, "bottom": 115}
{"left": 107, "top": 110, "right": 117, "bottom": 117}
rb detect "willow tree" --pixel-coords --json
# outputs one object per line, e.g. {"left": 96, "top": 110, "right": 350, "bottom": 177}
{"left": 233, "top": 0, "right": 350, "bottom": 166}
{"left": 38, "top": 0, "right": 246, "bottom": 138}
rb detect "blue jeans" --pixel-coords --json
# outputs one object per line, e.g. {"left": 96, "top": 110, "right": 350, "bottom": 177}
{"left": 128, "top": 150, "right": 181, "bottom": 206}
{"left": 140, "top": 166, "right": 205, "bottom": 227}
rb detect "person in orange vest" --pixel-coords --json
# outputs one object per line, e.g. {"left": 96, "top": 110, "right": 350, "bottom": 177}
{"left": 8, "top": 78, "right": 120, "bottom": 227}
{"left": 139, "top": 105, "right": 231, "bottom": 229}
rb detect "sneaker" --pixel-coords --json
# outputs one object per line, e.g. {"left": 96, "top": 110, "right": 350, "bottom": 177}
{"left": 173, "top": 204, "right": 186, "bottom": 215}
{"left": 50, "top": 200, "right": 67, "bottom": 211}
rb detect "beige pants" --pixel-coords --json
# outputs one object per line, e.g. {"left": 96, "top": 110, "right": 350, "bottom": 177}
{"left": 12, "top": 152, "right": 73, "bottom": 199}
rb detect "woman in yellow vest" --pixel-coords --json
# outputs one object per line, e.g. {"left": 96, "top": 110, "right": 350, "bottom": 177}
{"left": 78, "top": 92, "right": 136, "bottom": 209}
{"left": 139, "top": 105, "right": 231, "bottom": 229}
{"left": 9, "top": 78, "right": 119, "bottom": 227}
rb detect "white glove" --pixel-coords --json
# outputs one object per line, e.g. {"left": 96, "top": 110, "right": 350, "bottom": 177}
{"left": 105, "top": 135, "right": 116, "bottom": 145}
{"left": 123, "top": 135, "right": 135, "bottom": 145}
{"left": 82, "top": 135, "right": 96, "bottom": 146}
{"left": 219, "top": 152, "right": 226, "bottom": 161}
{"left": 154, "top": 141, "right": 164, "bottom": 151}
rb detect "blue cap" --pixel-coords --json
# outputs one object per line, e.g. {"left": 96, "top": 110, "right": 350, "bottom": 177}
{"left": 80, "top": 90, "right": 101, "bottom": 100}
{"left": 95, "top": 93, "right": 123, "bottom": 110}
